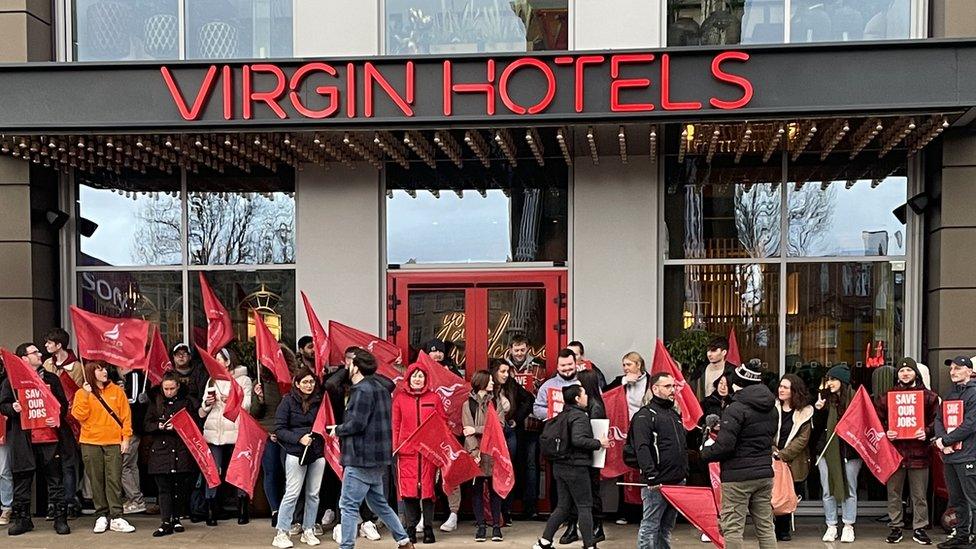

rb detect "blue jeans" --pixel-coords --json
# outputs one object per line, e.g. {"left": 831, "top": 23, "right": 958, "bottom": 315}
{"left": 818, "top": 457, "right": 862, "bottom": 526}
{"left": 0, "top": 443, "right": 11, "bottom": 508}
{"left": 277, "top": 454, "right": 325, "bottom": 532}
{"left": 262, "top": 438, "right": 285, "bottom": 513}
{"left": 340, "top": 465, "right": 408, "bottom": 549}
{"left": 639, "top": 486, "right": 679, "bottom": 549}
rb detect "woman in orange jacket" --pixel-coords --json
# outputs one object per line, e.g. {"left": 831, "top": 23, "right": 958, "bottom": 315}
{"left": 71, "top": 360, "right": 134, "bottom": 534}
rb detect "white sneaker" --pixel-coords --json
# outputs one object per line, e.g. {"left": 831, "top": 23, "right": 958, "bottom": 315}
{"left": 614, "top": 517, "right": 628, "bottom": 526}
{"left": 841, "top": 525, "right": 855, "bottom": 543}
{"left": 273, "top": 531, "right": 295, "bottom": 548}
{"left": 110, "top": 517, "right": 135, "bottom": 533}
{"left": 416, "top": 517, "right": 424, "bottom": 533}
{"left": 823, "top": 525, "right": 838, "bottom": 542}
{"left": 93, "top": 516, "right": 109, "bottom": 533}
{"left": 0, "top": 507, "right": 11, "bottom": 526}
{"left": 440, "top": 512, "right": 458, "bottom": 532}
{"left": 321, "top": 509, "right": 336, "bottom": 527}
{"left": 701, "top": 532, "right": 711, "bottom": 542}
{"left": 301, "top": 529, "right": 322, "bottom": 546}
{"left": 289, "top": 523, "right": 302, "bottom": 536}
{"left": 333, "top": 524, "right": 342, "bottom": 544}
{"left": 122, "top": 501, "right": 146, "bottom": 514}
{"left": 360, "top": 520, "right": 381, "bottom": 541}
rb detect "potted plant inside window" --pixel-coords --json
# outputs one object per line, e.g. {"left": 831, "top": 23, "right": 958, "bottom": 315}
{"left": 429, "top": 0, "right": 479, "bottom": 54}
{"left": 478, "top": 0, "right": 529, "bottom": 52}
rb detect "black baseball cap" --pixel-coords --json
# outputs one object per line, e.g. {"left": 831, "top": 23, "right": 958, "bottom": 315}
{"left": 944, "top": 356, "right": 974, "bottom": 369}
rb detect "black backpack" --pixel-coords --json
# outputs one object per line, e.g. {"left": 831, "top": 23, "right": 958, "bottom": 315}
{"left": 540, "top": 411, "right": 574, "bottom": 461}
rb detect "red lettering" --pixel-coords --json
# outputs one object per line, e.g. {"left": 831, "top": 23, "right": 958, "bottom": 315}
{"left": 288, "top": 63, "right": 339, "bottom": 119}
{"left": 610, "top": 54, "right": 654, "bottom": 112}
{"left": 660, "top": 54, "right": 702, "bottom": 111}
{"left": 222, "top": 65, "right": 233, "bottom": 120}
{"left": 160, "top": 65, "right": 218, "bottom": 121}
{"left": 364, "top": 61, "right": 415, "bottom": 117}
{"left": 710, "top": 51, "right": 753, "bottom": 110}
{"left": 498, "top": 58, "right": 555, "bottom": 115}
{"left": 571, "top": 55, "right": 604, "bottom": 113}
{"left": 346, "top": 63, "right": 356, "bottom": 118}
{"left": 443, "top": 60, "right": 496, "bottom": 116}
{"left": 243, "top": 64, "right": 287, "bottom": 120}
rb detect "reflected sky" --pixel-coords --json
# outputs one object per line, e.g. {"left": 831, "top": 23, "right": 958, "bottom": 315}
{"left": 79, "top": 185, "right": 181, "bottom": 266}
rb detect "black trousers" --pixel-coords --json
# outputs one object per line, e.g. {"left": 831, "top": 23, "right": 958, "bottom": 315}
{"left": 543, "top": 464, "right": 594, "bottom": 547}
{"left": 155, "top": 473, "right": 191, "bottom": 522}
{"left": 402, "top": 497, "right": 434, "bottom": 532}
{"left": 472, "top": 477, "right": 503, "bottom": 527}
{"left": 14, "top": 444, "right": 64, "bottom": 511}
{"left": 946, "top": 462, "right": 976, "bottom": 537}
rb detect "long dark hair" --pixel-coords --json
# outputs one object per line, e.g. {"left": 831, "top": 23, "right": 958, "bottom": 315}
{"left": 822, "top": 382, "right": 853, "bottom": 416}
{"left": 578, "top": 369, "right": 604, "bottom": 412}
{"left": 470, "top": 370, "right": 491, "bottom": 393}
{"left": 292, "top": 366, "right": 318, "bottom": 413}
{"left": 779, "top": 373, "right": 809, "bottom": 410}
{"left": 490, "top": 359, "right": 516, "bottom": 408}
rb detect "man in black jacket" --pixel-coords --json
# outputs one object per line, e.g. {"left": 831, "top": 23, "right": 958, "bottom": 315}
{"left": 0, "top": 342, "right": 74, "bottom": 536}
{"left": 934, "top": 355, "right": 976, "bottom": 548}
{"left": 700, "top": 359, "right": 777, "bottom": 549}
{"left": 534, "top": 384, "right": 609, "bottom": 549}
{"left": 631, "top": 372, "right": 688, "bottom": 548}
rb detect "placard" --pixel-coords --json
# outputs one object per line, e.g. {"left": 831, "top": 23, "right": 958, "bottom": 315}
{"left": 590, "top": 419, "right": 609, "bottom": 468}
{"left": 943, "top": 400, "right": 964, "bottom": 451}
{"left": 547, "top": 387, "right": 565, "bottom": 419}
{"left": 888, "top": 390, "right": 924, "bottom": 439}
{"left": 514, "top": 372, "right": 536, "bottom": 393}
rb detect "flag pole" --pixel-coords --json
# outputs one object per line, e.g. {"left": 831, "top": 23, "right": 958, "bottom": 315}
{"left": 814, "top": 430, "right": 837, "bottom": 466}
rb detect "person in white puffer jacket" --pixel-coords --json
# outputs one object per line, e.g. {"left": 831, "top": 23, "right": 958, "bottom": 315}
{"left": 197, "top": 347, "right": 252, "bottom": 527}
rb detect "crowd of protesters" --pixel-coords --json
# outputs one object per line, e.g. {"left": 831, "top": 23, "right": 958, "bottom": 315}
{"left": 0, "top": 325, "right": 974, "bottom": 549}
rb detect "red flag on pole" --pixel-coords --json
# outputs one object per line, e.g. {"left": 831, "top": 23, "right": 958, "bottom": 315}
{"left": 226, "top": 410, "right": 267, "bottom": 498}
{"left": 195, "top": 344, "right": 243, "bottom": 422}
{"left": 253, "top": 310, "right": 293, "bottom": 393}
{"left": 726, "top": 328, "right": 742, "bottom": 366}
{"left": 300, "top": 292, "right": 331, "bottom": 379}
{"left": 651, "top": 339, "right": 703, "bottom": 430}
{"left": 1, "top": 347, "right": 61, "bottom": 430}
{"left": 660, "top": 485, "right": 725, "bottom": 549}
{"left": 836, "top": 385, "right": 903, "bottom": 484}
{"left": 481, "top": 402, "right": 514, "bottom": 498}
{"left": 170, "top": 408, "right": 221, "bottom": 489}
{"left": 146, "top": 328, "right": 172, "bottom": 387}
{"left": 396, "top": 413, "right": 480, "bottom": 495}
{"left": 328, "top": 321, "right": 403, "bottom": 383}
{"left": 601, "top": 385, "right": 634, "bottom": 479}
{"left": 199, "top": 272, "right": 233, "bottom": 355}
{"left": 311, "top": 392, "right": 344, "bottom": 480}
{"left": 417, "top": 352, "right": 469, "bottom": 435}
{"left": 69, "top": 306, "right": 150, "bottom": 369}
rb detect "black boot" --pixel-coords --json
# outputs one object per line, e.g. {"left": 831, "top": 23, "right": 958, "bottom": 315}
{"left": 592, "top": 519, "right": 605, "bottom": 543}
{"left": 53, "top": 504, "right": 70, "bottom": 535}
{"left": 7, "top": 506, "right": 33, "bottom": 536}
{"left": 205, "top": 499, "right": 217, "bottom": 527}
{"left": 237, "top": 496, "right": 249, "bottom": 525}
{"left": 559, "top": 521, "right": 580, "bottom": 544}
{"left": 423, "top": 527, "right": 436, "bottom": 544}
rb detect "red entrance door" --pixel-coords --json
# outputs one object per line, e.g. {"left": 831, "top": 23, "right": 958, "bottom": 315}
{"left": 386, "top": 269, "right": 568, "bottom": 377}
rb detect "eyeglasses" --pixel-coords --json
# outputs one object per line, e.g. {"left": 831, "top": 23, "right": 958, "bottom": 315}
{"left": 298, "top": 379, "right": 316, "bottom": 385}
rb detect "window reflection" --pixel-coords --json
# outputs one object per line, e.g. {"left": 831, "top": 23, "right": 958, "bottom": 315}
{"left": 77, "top": 270, "right": 183, "bottom": 346}
{"left": 185, "top": 0, "right": 293, "bottom": 59}
{"left": 790, "top": 0, "right": 910, "bottom": 43}
{"left": 187, "top": 170, "right": 295, "bottom": 265}
{"left": 386, "top": 0, "right": 568, "bottom": 55}
{"left": 77, "top": 173, "right": 182, "bottom": 267}
{"left": 73, "top": 0, "right": 179, "bottom": 60}
{"left": 667, "top": 0, "right": 785, "bottom": 46}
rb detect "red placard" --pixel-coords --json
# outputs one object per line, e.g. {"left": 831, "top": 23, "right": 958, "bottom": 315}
{"left": 888, "top": 390, "right": 924, "bottom": 439}
{"left": 0, "top": 414, "right": 6, "bottom": 445}
{"left": 546, "top": 387, "right": 565, "bottom": 419}
{"left": 513, "top": 372, "right": 535, "bottom": 393}
{"left": 943, "top": 400, "right": 964, "bottom": 450}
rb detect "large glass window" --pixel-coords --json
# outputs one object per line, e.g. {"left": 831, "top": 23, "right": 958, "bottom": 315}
{"left": 790, "top": 0, "right": 910, "bottom": 43}
{"left": 77, "top": 270, "right": 184, "bottom": 346}
{"left": 73, "top": 0, "right": 179, "bottom": 60}
{"left": 667, "top": 0, "right": 786, "bottom": 46}
{"left": 386, "top": 0, "right": 568, "bottom": 55}
{"left": 185, "top": 0, "right": 293, "bottom": 59}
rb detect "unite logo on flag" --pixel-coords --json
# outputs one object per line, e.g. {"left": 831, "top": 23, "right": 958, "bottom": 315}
{"left": 437, "top": 441, "right": 464, "bottom": 462}
{"left": 607, "top": 425, "right": 627, "bottom": 449}
{"left": 104, "top": 324, "right": 120, "bottom": 340}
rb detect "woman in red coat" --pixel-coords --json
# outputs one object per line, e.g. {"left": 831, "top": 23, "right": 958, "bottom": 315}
{"left": 392, "top": 361, "right": 444, "bottom": 544}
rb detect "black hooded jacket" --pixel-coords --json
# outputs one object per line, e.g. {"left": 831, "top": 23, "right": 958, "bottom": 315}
{"left": 700, "top": 383, "right": 777, "bottom": 482}
{"left": 629, "top": 396, "right": 689, "bottom": 485}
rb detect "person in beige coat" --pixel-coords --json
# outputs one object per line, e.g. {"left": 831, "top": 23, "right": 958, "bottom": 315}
{"left": 462, "top": 370, "right": 510, "bottom": 543}
{"left": 772, "top": 373, "right": 813, "bottom": 542}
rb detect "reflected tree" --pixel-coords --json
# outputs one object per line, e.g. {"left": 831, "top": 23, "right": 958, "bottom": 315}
{"left": 188, "top": 192, "right": 295, "bottom": 265}
{"left": 131, "top": 194, "right": 182, "bottom": 264}
{"left": 787, "top": 186, "right": 834, "bottom": 256}
{"left": 734, "top": 184, "right": 781, "bottom": 257}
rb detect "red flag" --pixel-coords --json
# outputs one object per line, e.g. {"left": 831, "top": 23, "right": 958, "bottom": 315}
{"left": 601, "top": 386, "right": 634, "bottom": 479}
{"left": 311, "top": 392, "right": 344, "bottom": 479}
{"left": 170, "top": 408, "right": 221, "bottom": 489}
{"left": 226, "top": 410, "right": 267, "bottom": 498}
{"left": 651, "top": 339, "right": 703, "bottom": 430}
{"left": 660, "top": 485, "right": 725, "bottom": 549}
{"left": 0, "top": 414, "right": 6, "bottom": 445}
{"left": 195, "top": 344, "right": 244, "bottom": 422}
{"left": 254, "top": 310, "right": 292, "bottom": 392}
{"left": 481, "top": 402, "right": 514, "bottom": 498}
{"left": 300, "top": 292, "right": 331, "bottom": 379}
{"left": 328, "top": 321, "right": 403, "bottom": 383}
{"left": 726, "top": 328, "right": 742, "bottom": 366}
{"left": 1, "top": 348, "right": 61, "bottom": 430}
{"left": 69, "top": 306, "right": 150, "bottom": 369}
{"left": 708, "top": 460, "right": 723, "bottom": 508}
{"left": 836, "top": 385, "right": 903, "bottom": 483}
{"left": 396, "top": 413, "right": 480, "bottom": 495}
{"left": 146, "top": 328, "right": 172, "bottom": 387}
{"left": 417, "top": 352, "right": 469, "bottom": 435}
{"left": 199, "top": 272, "right": 233, "bottom": 355}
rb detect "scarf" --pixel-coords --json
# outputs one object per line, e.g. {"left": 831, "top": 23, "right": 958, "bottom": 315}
{"left": 824, "top": 404, "right": 848, "bottom": 503}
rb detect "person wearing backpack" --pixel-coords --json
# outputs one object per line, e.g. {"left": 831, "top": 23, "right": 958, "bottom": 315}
{"left": 534, "top": 384, "right": 609, "bottom": 549}
{"left": 628, "top": 372, "right": 688, "bottom": 549}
